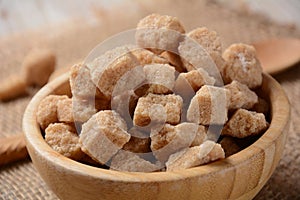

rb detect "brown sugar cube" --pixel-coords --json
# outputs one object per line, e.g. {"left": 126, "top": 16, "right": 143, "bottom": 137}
{"left": 143, "top": 64, "right": 175, "bottom": 94}
{"left": 174, "top": 69, "right": 215, "bottom": 94}
{"left": 131, "top": 48, "right": 168, "bottom": 65}
{"left": 225, "top": 80, "right": 258, "bottom": 110}
{"left": 37, "top": 95, "right": 69, "bottom": 129}
{"left": 111, "top": 90, "right": 139, "bottom": 125}
{"left": 0, "top": 74, "right": 28, "bottom": 101}
{"left": 178, "top": 27, "right": 224, "bottom": 74}
{"left": 187, "top": 27, "right": 222, "bottom": 55}
{"left": 112, "top": 63, "right": 175, "bottom": 97}
{"left": 160, "top": 51, "right": 186, "bottom": 73}
{"left": 1, "top": 49, "right": 56, "bottom": 101}
{"left": 222, "top": 43, "right": 263, "bottom": 89}
{"left": 69, "top": 63, "right": 105, "bottom": 99}
{"left": 21, "top": 48, "right": 56, "bottom": 87}
{"left": 187, "top": 85, "right": 228, "bottom": 125}
{"left": 111, "top": 65, "right": 146, "bottom": 98}
{"left": 123, "top": 128, "right": 151, "bottom": 153}
{"left": 251, "top": 97, "right": 269, "bottom": 115}
{"left": 150, "top": 123, "right": 204, "bottom": 162}
{"left": 57, "top": 98, "right": 74, "bottom": 123}
{"left": 88, "top": 46, "right": 139, "bottom": 98}
{"left": 79, "top": 153, "right": 103, "bottom": 167}
{"left": 185, "top": 27, "right": 225, "bottom": 73}
{"left": 72, "top": 97, "right": 98, "bottom": 123}
{"left": 166, "top": 140, "right": 225, "bottom": 171}
{"left": 136, "top": 13, "right": 185, "bottom": 54}
{"left": 222, "top": 109, "right": 269, "bottom": 138}
{"left": 122, "top": 136, "right": 151, "bottom": 154}
{"left": 110, "top": 150, "right": 162, "bottom": 172}
{"left": 210, "top": 51, "right": 226, "bottom": 75}
{"left": 219, "top": 136, "right": 241, "bottom": 157}
{"left": 190, "top": 125, "right": 207, "bottom": 147}
{"left": 72, "top": 97, "right": 97, "bottom": 123}
{"left": 79, "top": 110, "right": 130, "bottom": 164}
{"left": 45, "top": 123, "right": 84, "bottom": 160}
{"left": 133, "top": 94, "right": 183, "bottom": 126}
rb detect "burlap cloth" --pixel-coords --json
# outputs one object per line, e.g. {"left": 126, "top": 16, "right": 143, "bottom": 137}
{"left": 0, "top": 1, "right": 299, "bottom": 199}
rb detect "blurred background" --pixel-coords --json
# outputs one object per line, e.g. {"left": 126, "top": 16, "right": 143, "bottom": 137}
{"left": 0, "top": 0, "right": 299, "bottom": 200}
{"left": 0, "top": 0, "right": 299, "bottom": 37}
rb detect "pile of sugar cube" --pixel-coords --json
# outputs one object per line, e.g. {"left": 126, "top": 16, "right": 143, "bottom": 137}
{"left": 37, "top": 14, "right": 269, "bottom": 172}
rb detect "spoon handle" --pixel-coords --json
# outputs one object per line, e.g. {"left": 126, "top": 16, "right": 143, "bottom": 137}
{"left": 0, "top": 133, "right": 28, "bottom": 166}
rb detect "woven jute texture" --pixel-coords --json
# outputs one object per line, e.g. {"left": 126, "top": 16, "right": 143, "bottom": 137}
{"left": 0, "top": 1, "right": 299, "bottom": 199}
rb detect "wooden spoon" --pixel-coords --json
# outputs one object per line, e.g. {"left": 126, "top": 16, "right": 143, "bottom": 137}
{"left": 252, "top": 38, "right": 300, "bottom": 74}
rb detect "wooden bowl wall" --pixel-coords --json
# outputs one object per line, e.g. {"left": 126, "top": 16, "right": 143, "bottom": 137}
{"left": 23, "top": 73, "right": 290, "bottom": 200}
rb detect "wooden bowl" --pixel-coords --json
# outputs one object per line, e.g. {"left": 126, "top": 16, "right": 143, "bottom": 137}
{"left": 23, "top": 73, "right": 290, "bottom": 200}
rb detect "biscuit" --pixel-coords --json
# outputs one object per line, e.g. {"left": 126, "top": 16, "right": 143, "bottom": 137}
{"left": 222, "top": 43, "right": 263, "bottom": 88}
{"left": 136, "top": 13, "right": 185, "bottom": 54}
{"left": 225, "top": 80, "right": 258, "bottom": 110}
{"left": 45, "top": 123, "right": 84, "bottom": 160}
{"left": 37, "top": 95, "right": 69, "bottom": 129}
{"left": 133, "top": 94, "right": 183, "bottom": 126}
{"left": 110, "top": 150, "right": 162, "bottom": 172}
{"left": 187, "top": 85, "right": 228, "bottom": 125}
{"left": 80, "top": 110, "right": 130, "bottom": 164}
{"left": 222, "top": 109, "right": 268, "bottom": 138}
{"left": 166, "top": 140, "right": 225, "bottom": 171}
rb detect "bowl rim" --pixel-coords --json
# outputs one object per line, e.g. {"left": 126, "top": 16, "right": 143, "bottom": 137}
{"left": 23, "top": 72, "right": 290, "bottom": 182}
